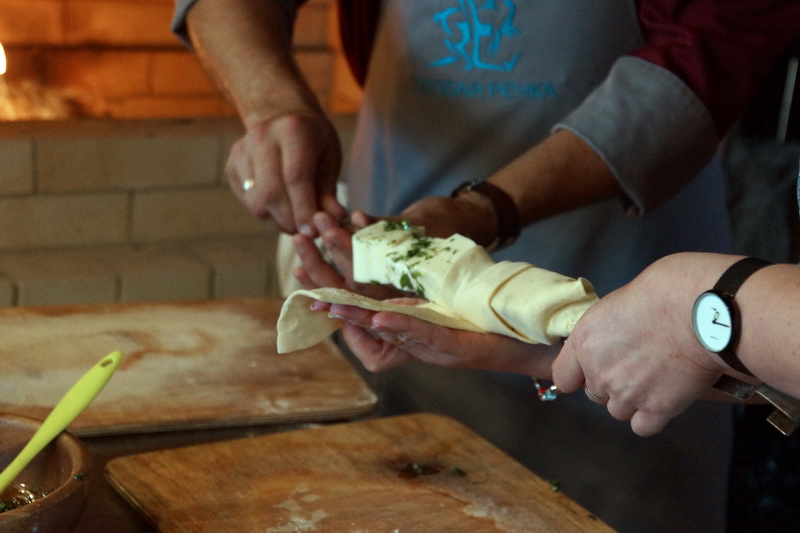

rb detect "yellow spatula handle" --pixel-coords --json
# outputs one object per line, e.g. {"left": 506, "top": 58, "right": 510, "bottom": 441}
{"left": 0, "top": 351, "right": 122, "bottom": 494}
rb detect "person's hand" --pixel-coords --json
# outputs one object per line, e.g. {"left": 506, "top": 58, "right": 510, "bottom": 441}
{"left": 397, "top": 194, "right": 499, "bottom": 246}
{"left": 313, "top": 300, "right": 560, "bottom": 376}
{"left": 551, "top": 254, "right": 727, "bottom": 437}
{"left": 291, "top": 195, "right": 501, "bottom": 299}
{"left": 225, "top": 113, "right": 346, "bottom": 236}
{"left": 292, "top": 211, "right": 405, "bottom": 300}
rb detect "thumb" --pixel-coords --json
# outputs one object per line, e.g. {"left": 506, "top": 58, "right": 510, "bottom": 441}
{"left": 630, "top": 410, "right": 671, "bottom": 437}
{"left": 350, "top": 210, "right": 384, "bottom": 229}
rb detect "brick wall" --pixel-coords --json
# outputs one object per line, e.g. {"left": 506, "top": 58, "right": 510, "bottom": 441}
{"left": 0, "top": 0, "right": 360, "bottom": 118}
{"left": 0, "top": 0, "right": 361, "bottom": 307}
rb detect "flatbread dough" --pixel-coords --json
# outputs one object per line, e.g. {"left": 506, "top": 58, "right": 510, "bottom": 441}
{"left": 277, "top": 222, "right": 598, "bottom": 353}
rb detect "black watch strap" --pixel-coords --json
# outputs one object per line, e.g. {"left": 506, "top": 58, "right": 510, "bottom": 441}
{"left": 712, "top": 257, "right": 772, "bottom": 375}
{"left": 714, "top": 257, "right": 772, "bottom": 298}
{"left": 451, "top": 180, "right": 521, "bottom": 251}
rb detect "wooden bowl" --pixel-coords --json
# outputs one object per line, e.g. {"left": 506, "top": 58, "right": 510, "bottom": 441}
{"left": 0, "top": 414, "right": 90, "bottom": 533}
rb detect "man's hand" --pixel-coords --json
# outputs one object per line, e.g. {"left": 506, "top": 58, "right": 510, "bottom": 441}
{"left": 226, "top": 114, "right": 346, "bottom": 236}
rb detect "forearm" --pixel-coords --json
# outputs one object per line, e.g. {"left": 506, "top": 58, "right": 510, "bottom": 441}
{"left": 402, "top": 129, "right": 621, "bottom": 248}
{"left": 736, "top": 263, "right": 800, "bottom": 397}
{"left": 647, "top": 253, "right": 800, "bottom": 398}
{"left": 487, "top": 129, "right": 621, "bottom": 228}
{"left": 185, "top": 0, "right": 323, "bottom": 127}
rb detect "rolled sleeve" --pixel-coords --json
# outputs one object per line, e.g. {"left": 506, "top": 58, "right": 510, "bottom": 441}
{"left": 554, "top": 56, "right": 718, "bottom": 217}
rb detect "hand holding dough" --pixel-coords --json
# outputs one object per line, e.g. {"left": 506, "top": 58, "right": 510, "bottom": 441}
{"left": 277, "top": 221, "right": 598, "bottom": 353}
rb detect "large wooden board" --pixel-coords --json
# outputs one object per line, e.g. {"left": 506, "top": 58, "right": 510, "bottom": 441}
{"left": 107, "top": 413, "right": 613, "bottom": 532}
{"left": 0, "top": 298, "right": 376, "bottom": 436}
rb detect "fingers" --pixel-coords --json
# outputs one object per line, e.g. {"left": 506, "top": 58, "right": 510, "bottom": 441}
{"left": 292, "top": 233, "right": 346, "bottom": 290}
{"left": 551, "top": 340, "right": 586, "bottom": 394}
{"left": 316, "top": 137, "right": 347, "bottom": 223}
{"left": 584, "top": 387, "right": 609, "bottom": 405}
{"left": 313, "top": 212, "right": 354, "bottom": 278}
{"left": 604, "top": 396, "right": 637, "bottom": 422}
{"left": 225, "top": 115, "right": 344, "bottom": 236}
{"left": 280, "top": 117, "right": 340, "bottom": 236}
{"left": 350, "top": 210, "right": 378, "bottom": 229}
{"left": 226, "top": 125, "right": 290, "bottom": 225}
{"left": 630, "top": 411, "right": 671, "bottom": 438}
{"left": 340, "top": 320, "right": 412, "bottom": 372}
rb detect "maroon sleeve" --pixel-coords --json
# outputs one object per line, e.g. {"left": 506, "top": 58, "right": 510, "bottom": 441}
{"left": 633, "top": 0, "right": 800, "bottom": 136}
{"left": 337, "top": 0, "right": 382, "bottom": 87}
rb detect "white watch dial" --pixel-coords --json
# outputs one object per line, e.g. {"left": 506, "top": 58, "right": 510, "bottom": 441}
{"left": 692, "top": 292, "right": 733, "bottom": 352}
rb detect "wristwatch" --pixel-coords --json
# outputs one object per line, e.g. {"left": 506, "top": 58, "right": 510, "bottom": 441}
{"left": 451, "top": 180, "right": 521, "bottom": 251}
{"left": 691, "top": 257, "right": 771, "bottom": 375}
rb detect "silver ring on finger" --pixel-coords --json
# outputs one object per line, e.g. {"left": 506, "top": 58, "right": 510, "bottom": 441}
{"left": 585, "top": 387, "right": 609, "bottom": 404}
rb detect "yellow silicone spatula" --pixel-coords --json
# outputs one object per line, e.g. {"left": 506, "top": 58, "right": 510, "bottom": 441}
{"left": 0, "top": 350, "right": 122, "bottom": 494}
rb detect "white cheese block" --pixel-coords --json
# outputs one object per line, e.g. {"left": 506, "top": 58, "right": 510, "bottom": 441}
{"left": 351, "top": 220, "right": 418, "bottom": 285}
{"left": 352, "top": 221, "right": 494, "bottom": 304}
{"left": 350, "top": 221, "right": 599, "bottom": 344}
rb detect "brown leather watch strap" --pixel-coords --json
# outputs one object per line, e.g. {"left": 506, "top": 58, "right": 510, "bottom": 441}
{"left": 451, "top": 180, "right": 521, "bottom": 251}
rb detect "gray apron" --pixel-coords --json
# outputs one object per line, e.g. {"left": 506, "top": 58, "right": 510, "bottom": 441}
{"left": 344, "top": 2, "right": 732, "bottom": 531}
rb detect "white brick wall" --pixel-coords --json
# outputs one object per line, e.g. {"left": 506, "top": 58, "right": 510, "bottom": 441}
{"left": 0, "top": 117, "right": 280, "bottom": 306}
{"left": 0, "top": 113, "right": 356, "bottom": 307}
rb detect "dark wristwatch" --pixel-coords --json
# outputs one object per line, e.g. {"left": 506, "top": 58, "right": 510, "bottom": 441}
{"left": 691, "top": 257, "right": 771, "bottom": 375}
{"left": 451, "top": 180, "right": 521, "bottom": 251}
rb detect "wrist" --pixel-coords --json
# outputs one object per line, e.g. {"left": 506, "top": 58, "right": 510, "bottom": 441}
{"left": 640, "top": 253, "right": 734, "bottom": 374}
{"left": 691, "top": 256, "right": 772, "bottom": 377}
{"left": 450, "top": 190, "right": 498, "bottom": 248}
{"left": 451, "top": 180, "right": 521, "bottom": 251}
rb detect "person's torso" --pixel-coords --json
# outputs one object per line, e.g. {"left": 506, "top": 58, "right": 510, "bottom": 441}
{"left": 345, "top": 0, "right": 732, "bottom": 293}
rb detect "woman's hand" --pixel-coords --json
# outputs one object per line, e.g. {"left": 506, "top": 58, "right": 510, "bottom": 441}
{"left": 552, "top": 254, "right": 729, "bottom": 436}
{"left": 292, "top": 212, "right": 406, "bottom": 300}
{"left": 315, "top": 300, "right": 561, "bottom": 377}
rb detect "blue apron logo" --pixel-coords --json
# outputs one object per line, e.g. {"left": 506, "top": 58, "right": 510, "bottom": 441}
{"left": 430, "top": 0, "right": 521, "bottom": 71}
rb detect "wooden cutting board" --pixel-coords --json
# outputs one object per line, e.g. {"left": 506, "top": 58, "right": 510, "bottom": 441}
{"left": 0, "top": 298, "right": 376, "bottom": 436}
{"left": 106, "top": 413, "right": 613, "bottom": 532}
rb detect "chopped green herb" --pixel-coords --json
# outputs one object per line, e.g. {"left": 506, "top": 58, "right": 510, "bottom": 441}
{"left": 448, "top": 466, "right": 466, "bottom": 477}
{"left": 548, "top": 480, "right": 561, "bottom": 492}
{"left": 399, "top": 273, "right": 413, "bottom": 291}
{"left": 404, "top": 237, "right": 433, "bottom": 259}
{"left": 383, "top": 220, "right": 413, "bottom": 232}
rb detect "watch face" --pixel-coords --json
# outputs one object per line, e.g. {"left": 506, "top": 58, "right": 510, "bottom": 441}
{"left": 692, "top": 292, "right": 734, "bottom": 352}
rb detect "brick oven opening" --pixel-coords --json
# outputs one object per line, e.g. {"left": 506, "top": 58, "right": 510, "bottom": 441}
{"left": 0, "top": 41, "right": 77, "bottom": 120}
{"left": 0, "top": 0, "right": 358, "bottom": 122}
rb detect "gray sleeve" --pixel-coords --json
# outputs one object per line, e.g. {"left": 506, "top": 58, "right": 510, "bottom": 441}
{"left": 553, "top": 56, "right": 718, "bottom": 217}
{"left": 171, "top": 0, "right": 302, "bottom": 48}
